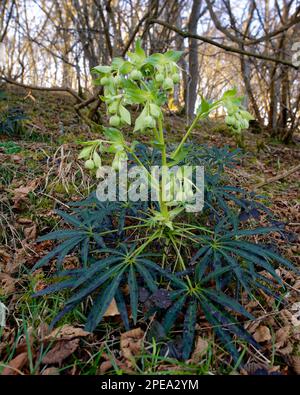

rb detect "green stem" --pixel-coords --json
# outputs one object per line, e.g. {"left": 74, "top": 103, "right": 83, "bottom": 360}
{"left": 171, "top": 101, "right": 222, "bottom": 159}
{"left": 171, "top": 112, "right": 204, "bottom": 159}
{"left": 169, "top": 234, "right": 193, "bottom": 288}
{"left": 158, "top": 117, "right": 168, "bottom": 217}
{"left": 130, "top": 229, "right": 160, "bottom": 258}
{"left": 97, "top": 223, "right": 149, "bottom": 237}
{"left": 126, "top": 146, "right": 159, "bottom": 191}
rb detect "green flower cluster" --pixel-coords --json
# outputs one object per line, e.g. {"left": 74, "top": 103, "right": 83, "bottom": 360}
{"left": 77, "top": 128, "right": 128, "bottom": 175}
{"left": 155, "top": 63, "right": 180, "bottom": 91}
{"left": 222, "top": 89, "right": 254, "bottom": 134}
{"left": 78, "top": 140, "right": 102, "bottom": 170}
{"left": 225, "top": 109, "right": 254, "bottom": 134}
{"left": 92, "top": 40, "right": 182, "bottom": 133}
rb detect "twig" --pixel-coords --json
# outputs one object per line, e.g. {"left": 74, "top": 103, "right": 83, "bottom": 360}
{"left": 254, "top": 163, "right": 300, "bottom": 189}
{"left": 148, "top": 19, "right": 299, "bottom": 69}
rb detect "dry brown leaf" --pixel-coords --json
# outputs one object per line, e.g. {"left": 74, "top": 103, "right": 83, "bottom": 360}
{"left": 1, "top": 352, "right": 28, "bottom": 375}
{"left": 245, "top": 319, "right": 261, "bottom": 333}
{"left": 42, "top": 367, "right": 60, "bottom": 375}
{"left": 10, "top": 155, "right": 23, "bottom": 163}
{"left": 245, "top": 300, "right": 259, "bottom": 310}
{"left": 0, "top": 249, "right": 13, "bottom": 274}
{"left": 293, "top": 280, "right": 300, "bottom": 290}
{"left": 0, "top": 273, "right": 15, "bottom": 295}
{"left": 103, "top": 298, "right": 120, "bottom": 317}
{"left": 42, "top": 338, "right": 79, "bottom": 365}
{"left": 120, "top": 328, "right": 144, "bottom": 368}
{"left": 278, "top": 343, "right": 293, "bottom": 356}
{"left": 5, "top": 248, "right": 27, "bottom": 274}
{"left": 189, "top": 337, "right": 208, "bottom": 363}
{"left": 37, "top": 322, "right": 50, "bottom": 341}
{"left": 16, "top": 327, "right": 35, "bottom": 354}
{"left": 24, "top": 224, "right": 37, "bottom": 241}
{"left": 44, "top": 325, "right": 90, "bottom": 341}
{"left": 291, "top": 356, "right": 300, "bottom": 375}
{"left": 280, "top": 309, "right": 293, "bottom": 325}
{"left": 99, "top": 360, "right": 113, "bottom": 374}
{"left": 17, "top": 217, "right": 33, "bottom": 225}
{"left": 291, "top": 302, "right": 300, "bottom": 327}
{"left": 275, "top": 326, "right": 290, "bottom": 349}
{"left": 243, "top": 361, "right": 268, "bottom": 375}
{"left": 293, "top": 327, "right": 300, "bottom": 341}
{"left": 11, "top": 179, "right": 40, "bottom": 208}
{"left": 13, "top": 179, "right": 39, "bottom": 197}
{"left": 253, "top": 326, "right": 272, "bottom": 343}
{"left": 101, "top": 352, "right": 134, "bottom": 374}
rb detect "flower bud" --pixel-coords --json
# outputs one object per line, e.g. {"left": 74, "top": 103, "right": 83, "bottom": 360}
{"left": 172, "top": 73, "right": 180, "bottom": 83}
{"left": 100, "top": 76, "right": 109, "bottom": 85}
{"left": 109, "top": 115, "right": 121, "bottom": 127}
{"left": 149, "top": 103, "right": 161, "bottom": 118}
{"left": 108, "top": 102, "right": 118, "bottom": 114}
{"left": 225, "top": 115, "right": 235, "bottom": 126}
{"left": 84, "top": 159, "right": 95, "bottom": 170}
{"left": 155, "top": 73, "right": 164, "bottom": 83}
{"left": 93, "top": 151, "right": 102, "bottom": 167}
{"left": 129, "top": 70, "right": 143, "bottom": 80}
{"left": 162, "top": 77, "right": 174, "bottom": 90}
{"left": 144, "top": 115, "right": 155, "bottom": 129}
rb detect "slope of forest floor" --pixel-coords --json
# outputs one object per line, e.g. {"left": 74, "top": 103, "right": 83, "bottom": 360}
{"left": 0, "top": 86, "right": 299, "bottom": 375}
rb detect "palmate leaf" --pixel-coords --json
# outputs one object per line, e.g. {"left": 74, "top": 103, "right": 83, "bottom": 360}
{"left": 162, "top": 294, "right": 186, "bottom": 333}
{"left": 203, "top": 289, "right": 253, "bottom": 320}
{"left": 200, "top": 288, "right": 257, "bottom": 362}
{"left": 192, "top": 222, "right": 297, "bottom": 297}
{"left": 33, "top": 202, "right": 117, "bottom": 269}
{"left": 55, "top": 209, "right": 86, "bottom": 228}
{"left": 182, "top": 153, "right": 272, "bottom": 223}
{"left": 158, "top": 272, "right": 255, "bottom": 361}
{"left": 37, "top": 229, "right": 85, "bottom": 241}
{"left": 217, "top": 249, "right": 253, "bottom": 295}
{"left": 71, "top": 256, "right": 123, "bottom": 290}
{"left": 66, "top": 263, "right": 125, "bottom": 305}
{"left": 115, "top": 289, "right": 130, "bottom": 331}
{"left": 85, "top": 269, "right": 126, "bottom": 332}
{"left": 129, "top": 265, "right": 138, "bottom": 324}
{"left": 33, "top": 244, "right": 172, "bottom": 331}
{"left": 185, "top": 144, "right": 241, "bottom": 173}
{"left": 182, "top": 300, "right": 197, "bottom": 360}
{"left": 204, "top": 178, "right": 270, "bottom": 222}
{"left": 206, "top": 301, "right": 258, "bottom": 346}
{"left": 136, "top": 263, "right": 158, "bottom": 293}
{"left": 201, "top": 301, "right": 241, "bottom": 362}
{"left": 32, "top": 236, "right": 85, "bottom": 270}
{"left": 222, "top": 245, "right": 282, "bottom": 283}
{"left": 32, "top": 278, "right": 77, "bottom": 297}
{"left": 225, "top": 240, "right": 299, "bottom": 274}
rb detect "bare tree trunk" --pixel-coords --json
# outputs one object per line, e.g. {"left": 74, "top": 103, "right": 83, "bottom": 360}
{"left": 186, "top": 0, "right": 202, "bottom": 119}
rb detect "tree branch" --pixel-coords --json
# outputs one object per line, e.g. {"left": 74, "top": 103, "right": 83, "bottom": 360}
{"left": 148, "top": 19, "right": 299, "bottom": 69}
{"left": 1, "top": 75, "right": 83, "bottom": 103}
{"left": 206, "top": 0, "right": 300, "bottom": 47}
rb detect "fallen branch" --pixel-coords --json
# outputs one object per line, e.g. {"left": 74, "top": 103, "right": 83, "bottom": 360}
{"left": 74, "top": 93, "right": 98, "bottom": 110}
{"left": 1, "top": 75, "right": 83, "bottom": 103}
{"left": 255, "top": 163, "right": 300, "bottom": 189}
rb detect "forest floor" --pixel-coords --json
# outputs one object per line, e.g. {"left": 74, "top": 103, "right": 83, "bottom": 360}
{"left": 0, "top": 85, "right": 299, "bottom": 375}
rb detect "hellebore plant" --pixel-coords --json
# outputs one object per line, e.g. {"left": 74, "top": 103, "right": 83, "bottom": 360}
{"left": 78, "top": 40, "right": 252, "bottom": 230}
{"left": 33, "top": 41, "right": 298, "bottom": 363}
